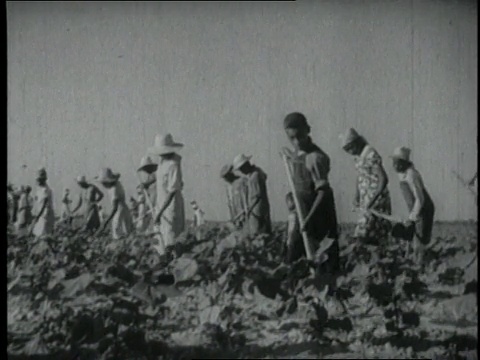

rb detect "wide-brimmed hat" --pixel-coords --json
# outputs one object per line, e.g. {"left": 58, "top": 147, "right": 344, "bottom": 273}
{"left": 148, "top": 133, "right": 183, "bottom": 156}
{"left": 220, "top": 164, "right": 234, "bottom": 178}
{"left": 340, "top": 128, "right": 361, "bottom": 148}
{"left": 76, "top": 175, "right": 88, "bottom": 185}
{"left": 137, "top": 155, "right": 158, "bottom": 173}
{"left": 232, "top": 154, "right": 252, "bottom": 170}
{"left": 95, "top": 168, "right": 120, "bottom": 184}
{"left": 36, "top": 168, "right": 47, "bottom": 180}
{"left": 390, "top": 146, "right": 411, "bottom": 162}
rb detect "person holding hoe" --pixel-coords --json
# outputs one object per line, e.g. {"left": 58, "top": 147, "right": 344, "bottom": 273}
{"left": 232, "top": 154, "right": 272, "bottom": 236}
{"left": 391, "top": 146, "right": 435, "bottom": 264}
{"left": 143, "top": 133, "right": 186, "bottom": 251}
{"left": 30, "top": 168, "right": 55, "bottom": 239}
{"left": 282, "top": 112, "right": 339, "bottom": 274}
{"left": 136, "top": 155, "right": 158, "bottom": 234}
{"left": 96, "top": 168, "right": 133, "bottom": 239}
{"left": 341, "top": 128, "right": 392, "bottom": 250}
{"left": 220, "top": 164, "right": 248, "bottom": 230}
{"left": 72, "top": 175, "right": 104, "bottom": 234}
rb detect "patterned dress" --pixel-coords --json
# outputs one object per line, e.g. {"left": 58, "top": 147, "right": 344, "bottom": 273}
{"left": 354, "top": 145, "right": 392, "bottom": 243}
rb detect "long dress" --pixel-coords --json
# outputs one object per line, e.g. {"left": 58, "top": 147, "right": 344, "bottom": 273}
{"left": 226, "top": 178, "right": 248, "bottom": 226}
{"left": 354, "top": 144, "right": 392, "bottom": 244}
{"left": 108, "top": 181, "right": 133, "bottom": 240}
{"left": 155, "top": 153, "right": 185, "bottom": 247}
{"left": 245, "top": 166, "right": 272, "bottom": 236}
{"left": 80, "top": 186, "right": 102, "bottom": 232}
{"left": 15, "top": 192, "right": 32, "bottom": 237}
{"left": 354, "top": 145, "right": 392, "bottom": 244}
{"left": 398, "top": 166, "right": 435, "bottom": 246}
{"left": 286, "top": 142, "right": 339, "bottom": 272}
{"left": 32, "top": 185, "right": 55, "bottom": 238}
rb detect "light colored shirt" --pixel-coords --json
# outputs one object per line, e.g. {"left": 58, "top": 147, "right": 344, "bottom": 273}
{"left": 35, "top": 186, "right": 54, "bottom": 219}
{"left": 155, "top": 153, "right": 186, "bottom": 244}
{"left": 398, "top": 166, "right": 425, "bottom": 221}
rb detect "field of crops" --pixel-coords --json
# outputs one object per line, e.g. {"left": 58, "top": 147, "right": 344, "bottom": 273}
{"left": 7, "top": 221, "right": 478, "bottom": 360}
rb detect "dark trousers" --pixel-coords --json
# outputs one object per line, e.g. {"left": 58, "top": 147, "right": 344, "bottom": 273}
{"left": 285, "top": 186, "right": 339, "bottom": 273}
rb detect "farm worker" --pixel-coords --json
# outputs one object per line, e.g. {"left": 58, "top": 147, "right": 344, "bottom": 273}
{"left": 137, "top": 155, "right": 158, "bottom": 207}
{"left": 136, "top": 187, "right": 151, "bottom": 233}
{"left": 233, "top": 153, "right": 272, "bottom": 236}
{"left": 341, "top": 127, "right": 392, "bottom": 246}
{"left": 72, "top": 176, "right": 104, "bottom": 233}
{"left": 61, "top": 188, "right": 73, "bottom": 224}
{"left": 31, "top": 168, "right": 55, "bottom": 239}
{"left": 145, "top": 133, "right": 186, "bottom": 249}
{"left": 191, "top": 200, "right": 206, "bottom": 227}
{"left": 136, "top": 156, "right": 158, "bottom": 233}
{"left": 391, "top": 146, "right": 435, "bottom": 264}
{"left": 129, "top": 197, "right": 139, "bottom": 222}
{"left": 220, "top": 164, "right": 248, "bottom": 229}
{"left": 282, "top": 112, "right": 339, "bottom": 272}
{"left": 15, "top": 186, "right": 33, "bottom": 238}
{"left": 96, "top": 168, "right": 134, "bottom": 239}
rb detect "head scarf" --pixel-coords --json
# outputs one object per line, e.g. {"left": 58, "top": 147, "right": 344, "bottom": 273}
{"left": 283, "top": 112, "right": 309, "bottom": 130}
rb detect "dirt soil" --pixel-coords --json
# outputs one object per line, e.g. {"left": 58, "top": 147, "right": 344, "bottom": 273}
{"left": 7, "top": 221, "right": 478, "bottom": 359}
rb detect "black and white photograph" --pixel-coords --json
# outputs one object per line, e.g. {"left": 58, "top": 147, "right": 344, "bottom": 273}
{"left": 7, "top": 1, "right": 478, "bottom": 359}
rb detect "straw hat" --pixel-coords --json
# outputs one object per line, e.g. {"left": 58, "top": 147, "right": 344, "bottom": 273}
{"left": 391, "top": 146, "right": 411, "bottom": 162}
{"left": 76, "top": 175, "right": 88, "bottom": 186}
{"left": 148, "top": 133, "right": 183, "bottom": 156}
{"left": 36, "top": 168, "right": 47, "bottom": 180}
{"left": 232, "top": 154, "right": 252, "bottom": 170}
{"left": 220, "top": 164, "right": 233, "bottom": 178}
{"left": 95, "top": 168, "right": 120, "bottom": 184}
{"left": 340, "top": 128, "right": 361, "bottom": 148}
{"left": 137, "top": 155, "right": 158, "bottom": 174}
